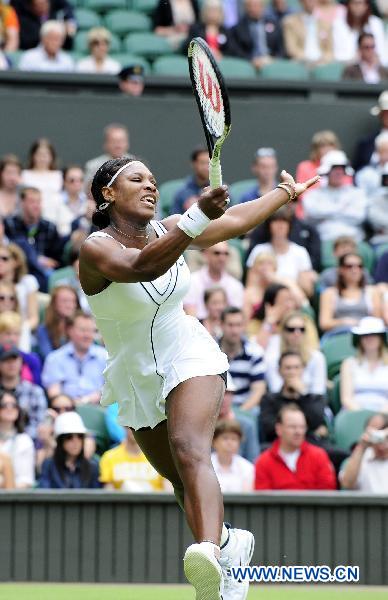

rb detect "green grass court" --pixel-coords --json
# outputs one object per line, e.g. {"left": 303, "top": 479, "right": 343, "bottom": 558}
{"left": 0, "top": 584, "right": 386, "bottom": 600}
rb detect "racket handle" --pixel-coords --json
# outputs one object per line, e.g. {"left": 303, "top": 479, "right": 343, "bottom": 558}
{"left": 209, "top": 157, "right": 222, "bottom": 189}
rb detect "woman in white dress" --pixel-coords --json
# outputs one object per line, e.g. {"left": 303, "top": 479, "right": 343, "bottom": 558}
{"left": 79, "top": 157, "right": 318, "bottom": 600}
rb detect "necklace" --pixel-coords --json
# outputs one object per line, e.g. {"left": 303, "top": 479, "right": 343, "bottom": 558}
{"left": 110, "top": 223, "right": 150, "bottom": 241}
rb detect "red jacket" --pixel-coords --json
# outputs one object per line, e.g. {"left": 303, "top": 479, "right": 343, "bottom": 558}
{"left": 254, "top": 439, "right": 336, "bottom": 490}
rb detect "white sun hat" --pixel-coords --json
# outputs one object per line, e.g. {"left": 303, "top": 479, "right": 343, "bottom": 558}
{"left": 54, "top": 411, "right": 87, "bottom": 438}
{"left": 318, "top": 150, "right": 354, "bottom": 176}
{"left": 351, "top": 317, "right": 387, "bottom": 337}
{"left": 370, "top": 90, "right": 388, "bottom": 116}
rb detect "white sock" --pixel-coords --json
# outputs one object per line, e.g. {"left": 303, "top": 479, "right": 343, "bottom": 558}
{"left": 220, "top": 524, "right": 229, "bottom": 548}
{"left": 199, "top": 541, "right": 220, "bottom": 560}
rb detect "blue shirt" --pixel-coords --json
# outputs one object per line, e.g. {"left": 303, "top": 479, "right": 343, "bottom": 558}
{"left": 171, "top": 176, "right": 208, "bottom": 215}
{"left": 39, "top": 457, "right": 100, "bottom": 489}
{"left": 41, "top": 342, "right": 107, "bottom": 400}
{"left": 239, "top": 185, "right": 261, "bottom": 204}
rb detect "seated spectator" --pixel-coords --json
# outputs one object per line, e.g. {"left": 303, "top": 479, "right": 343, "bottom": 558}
{"left": 342, "top": 32, "right": 388, "bottom": 83}
{"left": 19, "top": 19, "right": 74, "bottom": 72}
{"left": 254, "top": 403, "right": 336, "bottom": 490}
{"left": 36, "top": 285, "right": 80, "bottom": 360}
{"left": 84, "top": 124, "right": 132, "bottom": 189}
{"left": 211, "top": 420, "right": 254, "bottom": 492}
{"left": 77, "top": 28, "right": 120, "bottom": 75}
{"left": 0, "top": 281, "right": 31, "bottom": 351}
{"left": 265, "top": 312, "right": 326, "bottom": 394}
{"left": 340, "top": 317, "right": 388, "bottom": 412}
{"left": 251, "top": 282, "right": 298, "bottom": 347}
{"left": 333, "top": 0, "right": 387, "bottom": 66}
{"left": 22, "top": 138, "right": 63, "bottom": 205}
{"left": 0, "top": 311, "right": 42, "bottom": 385}
{"left": 200, "top": 286, "right": 227, "bottom": 340}
{"left": 153, "top": 0, "right": 199, "bottom": 50}
{"left": 184, "top": 242, "right": 244, "bottom": 319}
{"left": 4, "top": 186, "right": 64, "bottom": 292}
{"left": 218, "top": 373, "right": 260, "bottom": 462}
{"left": 314, "top": 0, "right": 345, "bottom": 23}
{"left": 228, "top": 0, "right": 284, "bottom": 71}
{"left": 171, "top": 147, "right": 209, "bottom": 215}
{"left": 319, "top": 253, "right": 381, "bottom": 335}
{"left": 283, "top": 0, "right": 333, "bottom": 65}
{"left": 42, "top": 311, "right": 107, "bottom": 405}
{"left": 356, "top": 131, "right": 388, "bottom": 196}
{"left": 183, "top": 0, "right": 230, "bottom": 60}
{"left": 39, "top": 411, "right": 100, "bottom": 488}
{"left": 246, "top": 207, "right": 316, "bottom": 297}
{"left": 238, "top": 147, "right": 278, "bottom": 203}
{"left": 0, "top": 451, "right": 14, "bottom": 488}
{"left": 0, "top": 344, "right": 47, "bottom": 441}
{"left": 12, "top": 0, "right": 76, "bottom": 51}
{"left": 0, "top": 154, "right": 22, "bottom": 217}
{"left": 7, "top": 243, "right": 39, "bottom": 333}
{"left": 340, "top": 412, "right": 388, "bottom": 492}
{"left": 100, "top": 428, "right": 166, "bottom": 491}
{"left": 318, "top": 235, "right": 372, "bottom": 291}
{"left": 265, "top": 0, "right": 294, "bottom": 25}
{"left": 118, "top": 64, "right": 145, "bottom": 98}
{"left": 367, "top": 166, "right": 388, "bottom": 246}
{"left": 303, "top": 150, "right": 368, "bottom": 242}
{"left": 0, "top": 1, "right": 19, "bottom": 51}
{"left": 0, "top": 390, "right": 34, "bottom": 488}
{"left": 219, "top": 307, "right": 266, "bottom": 413}
{"left": 353, "top": 90, "right": 388, "bottom": 172}
{"left": 35, "top": 393, "right": 75, "bottom": 474}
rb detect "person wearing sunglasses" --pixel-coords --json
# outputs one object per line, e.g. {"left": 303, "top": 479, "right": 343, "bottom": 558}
{"left": 265, "top": 310, "right": 327, "bottom": 395}
{"left": 342, "top": 32, "right": 388, "bottom": 84}
{"left": 319, "top": 252, "right": 382, "bottom": 336}
{"left": 38, "top": 411, "right": 100, "bottom": 489}
{"left": 0, "top": 390, "right": 34, "bottom": 488}
{"left": 76, "top": 27, "right": 120, "bottom": 75}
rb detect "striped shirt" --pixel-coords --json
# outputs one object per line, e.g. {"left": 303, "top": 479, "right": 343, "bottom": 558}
{"left": 222, "top": 338, "right": 266, "bottom": 405}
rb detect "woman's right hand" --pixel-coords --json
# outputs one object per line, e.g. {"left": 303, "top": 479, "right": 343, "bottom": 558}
{"left": 198, "top": 186, "right": 230, "bottom": 220}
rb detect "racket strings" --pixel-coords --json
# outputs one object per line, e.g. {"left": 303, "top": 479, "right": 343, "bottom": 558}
{"left": 191, "top": 45, "right": 225, "bottom": 138}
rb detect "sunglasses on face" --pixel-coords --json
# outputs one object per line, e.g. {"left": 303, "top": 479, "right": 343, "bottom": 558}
{"left": 0, "top": 401, "right": 18, "bottom": 409}
{"left": 52, "top": 405, "right": 74, "bottom": 414}
{"left": 0, "top": 295, "right": 16, "bottom": 302}
{"left": 285, "top": 326, "right": 305, "bottom": 333}
{"left": 62, "top": 433, "right": 84, "bottom": 441}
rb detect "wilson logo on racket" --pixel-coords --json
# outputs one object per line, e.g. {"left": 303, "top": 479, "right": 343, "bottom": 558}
{"left": 199, "top": 60, "right": 221, "bottom": 114}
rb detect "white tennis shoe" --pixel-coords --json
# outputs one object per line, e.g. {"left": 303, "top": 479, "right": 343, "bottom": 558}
{"left": 219, "top": 527, "right": 255, "bottom": 600}
{"left": 184, "top": 541, "right": 224, "bottom": 600}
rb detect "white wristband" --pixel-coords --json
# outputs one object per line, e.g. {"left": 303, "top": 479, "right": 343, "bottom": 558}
{"left": 177, "top": 202, "right": 211, "bottom": 239}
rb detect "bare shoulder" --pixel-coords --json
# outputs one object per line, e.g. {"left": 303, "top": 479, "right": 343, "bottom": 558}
{"left": 160, "top": 214, "right": 180, "bottom": 231}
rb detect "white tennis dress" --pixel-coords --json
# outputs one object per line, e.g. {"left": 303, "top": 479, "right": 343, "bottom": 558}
{"left": 85, "top": 221, "right": 229, "bottom": 430}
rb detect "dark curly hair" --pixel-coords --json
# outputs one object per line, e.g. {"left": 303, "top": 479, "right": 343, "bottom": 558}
{"left": 91, "top": 157, "right": 134, "bottom": 229}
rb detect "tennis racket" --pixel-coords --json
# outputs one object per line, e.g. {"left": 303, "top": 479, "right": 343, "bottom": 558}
{"left": 188, "top": 37, "right": 231, "bottom": 190}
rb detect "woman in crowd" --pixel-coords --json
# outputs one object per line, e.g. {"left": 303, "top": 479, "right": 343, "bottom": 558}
{"left": 7, "top": 243, "right": 39, "bottom": 332}
{"left": 340, "top": 317, "right": 388, "bottom": 412}
{"left": 211, "top": 420, "right": 254, "bottom": 493}
{"left": 36, "top": 285, "right": 80, "bottom": 360}
{"left": 0, "top": 311, "right": 42, "bottom": 384}
{"left": 39, "top": 411, "right": 100, "bottom": 489}
{"left": 77, "top": 27, "right": 120, "bottom": 74}
{"left": 183, "top": 0, "right": 229, "bottom": 59}
{"left": 265, "top": 310, "right": 327, "bottom": 395}
{"left": 153, "top": 0, "right": 199, "bottom": 50}
{"left": 333, "top": 0, "right": 387, "bottom": 65}
{"left": 22, "top": 138, "right": 63, "bottom": 200}
{"left": 0, "top": 451, "right": 14, "bottom": 488}
{"left": 319, "top": 253, "right": 381, "bottom": 335}
{"left": 0, "top": 154, "right": 22, "bottom": 217}
{"left": 0, "top": 280, "right": 31, "bottom": 350}
{"left": 200, "top": 286, "right": 228, "bottom": 339}
{"left": 0, "top": 1, "right": 19, "bottom": 51}
{"left": 251, "top": 283, "right": 298, "bottom": 347}
{"left": 0, "top": 390, "right": 34, "bottom": 488}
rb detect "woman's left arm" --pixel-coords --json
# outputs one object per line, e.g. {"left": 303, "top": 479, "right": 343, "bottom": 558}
{"left": 161, "top": 171, "right": 319, "bottom": 248}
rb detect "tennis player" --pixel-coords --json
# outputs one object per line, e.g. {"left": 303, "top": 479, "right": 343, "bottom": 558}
{"left": 79, "top": 157, "right": 318, "bottom": 600}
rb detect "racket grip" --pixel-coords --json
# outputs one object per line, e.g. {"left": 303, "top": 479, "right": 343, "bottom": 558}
{"left": 209, "top": 158, "right": 222, "bottom": 189}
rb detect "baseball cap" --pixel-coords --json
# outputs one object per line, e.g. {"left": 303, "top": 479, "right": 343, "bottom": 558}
{"left": 54, "top": 411, "right": 87, "bottom": 438}
{"left": 370, "top": 90, "right": 388, "bottom": 116}
{"left": 119, "top": 64, "right": 144, "bottom": 82}
{"left": 0, "top": 345, "right": 20, "bottom": 361}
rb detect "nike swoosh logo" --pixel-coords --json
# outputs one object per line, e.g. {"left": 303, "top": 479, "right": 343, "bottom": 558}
{"left": 187, "top": 215, "right": 195, "bottom": 220}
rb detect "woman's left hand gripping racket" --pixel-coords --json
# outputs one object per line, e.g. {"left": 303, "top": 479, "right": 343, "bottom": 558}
{"left": 188, "top": 37, "right": 231, "bottom": 192}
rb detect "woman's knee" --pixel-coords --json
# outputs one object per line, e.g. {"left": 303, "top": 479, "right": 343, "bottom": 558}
{"left": 169, "top": 432, "right": 211, "bottom": 470}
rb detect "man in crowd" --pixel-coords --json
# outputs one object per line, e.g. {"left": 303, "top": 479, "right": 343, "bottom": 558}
{"left": 228, "top": 0, "right": 284, "bottom": 70}
{"left": 84, "top": 123, "right": 132, "bottom": 186}
{"left": 219, "top": 307, "right": 266, "bottom": 413}
{"left": 342, "top": 33, "right": 388, "bottom": 84}
{"left": 340, "top": 413, "right": 388, "bottom": 493}
{"left": 303, "top": 150, "right": 368, "bottom": 242}
{"left": 19, "top": 20, "right": 74, "bottom": 72}
{"left": 171, "top": 147, "right": 209, "bottom": 215}
{"left": 4, "top": 186, "right": 64, "bottom": 291}
{"left": 11, "top": 0, "right": 76, "bottom": 50}
{"left": 183, "top": 242, "right": 244, "bottom": 318}
{"left": 283, "top": 0, "right": 333, "bottom": 65}
{"left": 118, "top": 64, "right": 145, "bottom": 97}
{"left": 42, "top": 312, "right": 107, "bottom": 405}
{"left": 238, "top": 147, "right": 278, "bottom": 203}
{"left": 255, "top": 404, "right": 336, "bottom": 490}
{"left": 353, "top": 89, "right": 388, "bottom": 171}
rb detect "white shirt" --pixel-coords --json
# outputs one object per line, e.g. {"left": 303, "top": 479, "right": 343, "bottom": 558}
{"left": 184, "top": 266, "right": 244, "bottom": 320}
{"left": 266, "top": 345, "right": 327, "bottom": 395}
{"left": 359, "top": 62, "right": 381, "bottom": 84}
{"left": 211, "top": 453, "right": 254, "bottom": 492}
{"left": 247, "top": 242, "right": 312, "bottom": 281}
{"left": 76, "top": 56, "right": 120, "bottom": 74}
{"left": 19, "top": 45, "right": 74, "bottom": 72}
{"left": 279, "top": 448, "right": 301, "bottom": 472}
{"left": 340, "top": 446, "right": 388, "bottom": 493}
{"left": 303, "top": 14, "right": 321, "bottom": 62}
{"left": 333, "top": 15, "right": 387, "bottom": 66}
{"left": 0, "top": 433, "right": 35, "bottom": 487}
{"left": 347, "top": 357, "right": 388, "bottom": 411}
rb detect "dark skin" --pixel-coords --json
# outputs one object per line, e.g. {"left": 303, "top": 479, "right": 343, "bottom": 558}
{"left": 79, "top": 160, "right": 318, "bottom": 545}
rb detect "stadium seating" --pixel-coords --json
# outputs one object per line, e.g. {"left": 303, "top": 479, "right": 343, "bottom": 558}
{"left": 111, "top": 53, "right": 151, "bottom": 72}
{"left": 76, "top": 404, "right": 111, "bottom": 455}
{"left": 158, "top": 178, "right": 185, "bottom": 217}
{"left": 75, "top": 8, "right": 102, "bottom": 30}
{"left": 104, "top": 10, "right": 152, "bottom": 35}
{"left": 321, "top": 332, "right": 355, "bottom": 379}
{"left": 218, "top": 57, "right": 256, "bottom": 79}
{"left": 85, "top": 0, "right": 127, "bottom": 12}
{"left": 259, "top": 60, "right": 309, "bottom": 80}
{"left": 228, "top": 179, "right": 256, "bottom": 205}
{"left": 124, "top": 32, "right": 173, "bottom": 60}
{"left": 131, "top": 0, "right": 159, "bottom": 13}
{"left": 334, "top": 409, "right": 376, "bottom": 450}
{"left": 152, "top": 55, "right": 188, "bottom": 77}
{"left": 311, "top": 62, "right": 344, "bottom": 81}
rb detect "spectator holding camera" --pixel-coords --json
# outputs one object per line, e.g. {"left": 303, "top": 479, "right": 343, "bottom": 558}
{"left": 340, "top": 413, "right": 388, "bottom": 492}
